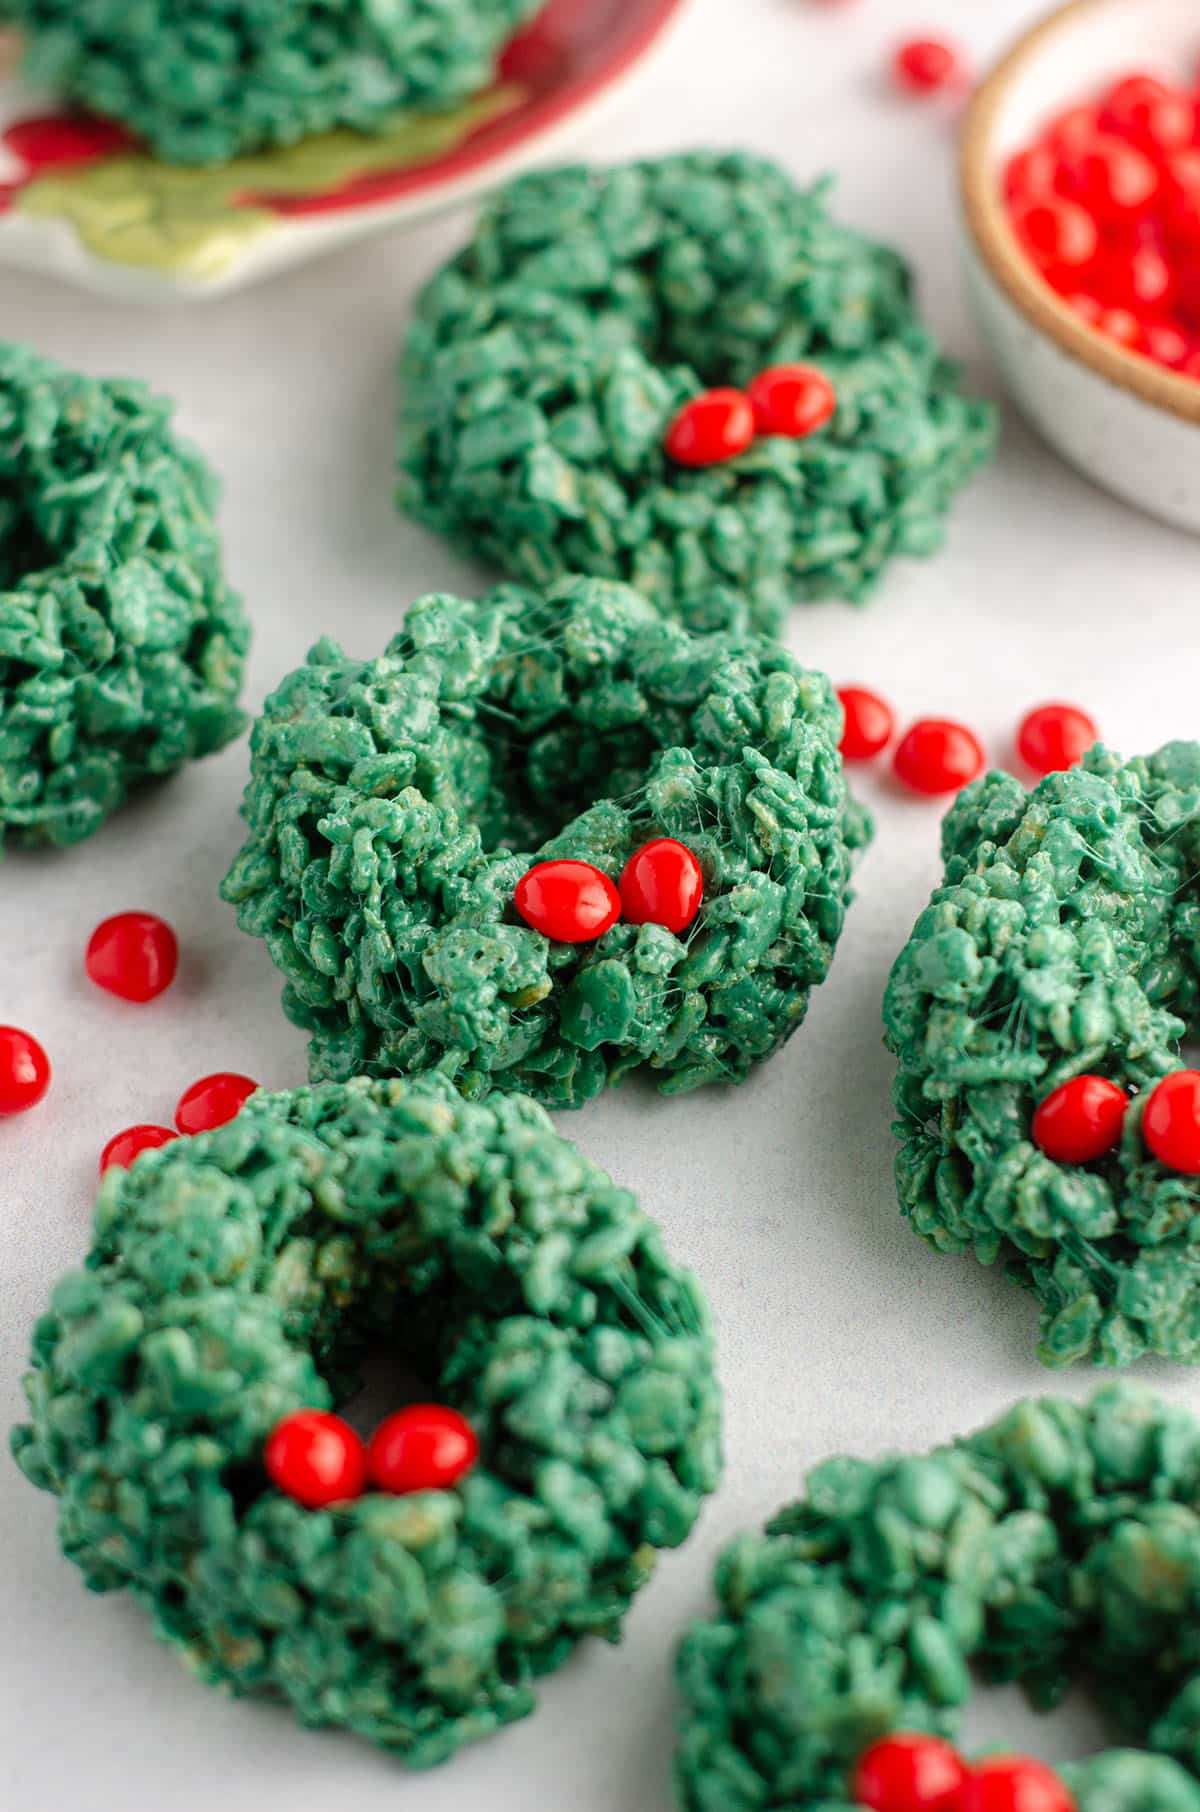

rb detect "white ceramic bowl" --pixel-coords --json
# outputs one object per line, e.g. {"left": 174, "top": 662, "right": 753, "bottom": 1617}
{"left": 960, "top": 0, "right": 1200, "bottom": 534}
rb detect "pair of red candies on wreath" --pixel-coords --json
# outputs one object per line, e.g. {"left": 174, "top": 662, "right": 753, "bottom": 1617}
{"left": 855, "top": 1732, "right": 1073, "bottom": 1812}
{"left": 1033, "top": 1068, "right": 1200, "bottom": 1179}
{"left": 265, "top": 1403, "right": 478, "bottom": 1510}
{"left": 663, "top": 364, "right": 837, "bottom": 467}
{"left": 513, "top": 838, "right": 703, "bottom": 944}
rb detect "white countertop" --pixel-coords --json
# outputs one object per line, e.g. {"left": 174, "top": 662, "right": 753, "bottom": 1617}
{"left": 3, "top": 1, "right": 1198, "bottom": 1805}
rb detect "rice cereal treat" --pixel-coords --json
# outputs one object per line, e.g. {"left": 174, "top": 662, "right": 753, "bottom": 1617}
{"left": 0, "top": 0, "right": 542, "bottom": 164}
{"left": 12, "top": 1072, "right": 721, "bottom": 1766}
{"left": 0, "top": 340, "right": 248, "bottom": 850}
{"left": 677, "top": 1385, "right": 1200, "bottom": 1812}
{"left": 398, "top": 151, "right": 996, "bottom": 636}
{"left": 221, "top": 575, "right": 871, "bottom": 1107}
{"left": 885, "top": 744, "right": 1200, "bottom": 1367}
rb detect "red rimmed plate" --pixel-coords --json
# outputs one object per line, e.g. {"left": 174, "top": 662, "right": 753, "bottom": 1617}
{"left": 0, "top": 0, "right": 689, "bottom": 301}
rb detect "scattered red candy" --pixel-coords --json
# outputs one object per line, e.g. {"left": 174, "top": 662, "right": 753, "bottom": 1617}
{"left": 175, "top": 1071, "right": 259, "bottom": 1134}
{"left": 958, "top": 1758, "right": 1075, "bottom": 1812}
{"left": 853, "top": 1735, "right": 968, "bottom": 1812}
{"left": 664, "top": 389, "right": 755, "bottom": 466}
{"left": 100, "top": 1124, "right": 178, "bottom": 1174}
{"left": 514, "top": 859, "right": 621, "bottom": 943}
{"left": 1004, "top": 65, "right": 1200, "bottom": 381}
{"left": 0, "top": 1026, "right": 51, "bottom": 1116}
{"left": 619, "top": 838, "right": 704, "bottom": 934}
{"left": 1142, "top": 1071, "right": 1200, "bottom": 1175}
{"left": 265, "top": 1410, "right": 367, "bottom": 1509}
{"left": 85, "top": 910, "right": 179, "bottom": 1003}
{"left": 1016, "top": 702, "right": 1098, "bottom": 775}
{"left": 1032, "top": 1075, "right": 1129, "bottom": 1164}
{"left": 893, "top": 38, "right": 964, "bottom": 95}
{"left": 893, "top": 719, "right": 985, "bottom": 796}
{"left": 747, "top": 364, "right": 837, "bottom": 438}
{"left": 837, "top": 686, "right": 895, "bottom": 761}
{"left": 367, "top": 1405, "right": 479, "bottom": 1495}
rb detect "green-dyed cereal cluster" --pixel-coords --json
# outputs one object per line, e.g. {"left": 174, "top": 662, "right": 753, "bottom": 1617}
{"left": 884, "top": 744, "right": 1200, "bottom": 1368}
{"left": 0, "top": 0, "right": 540, "bottom": 164}
{"left": 0, "top": 340, "right": 248, "bottom": 850}
{"left": 677, "top": 1385, "right": 1200, "bottom": 1812}
{"left": 12, "top": 1071, "right": 720, "bottom": 1766}
{"left": 221, "top": 575, "right": 870, "bottom": 1106}
{"left": 398, "top": 151, "right": 995, "bottom": 637}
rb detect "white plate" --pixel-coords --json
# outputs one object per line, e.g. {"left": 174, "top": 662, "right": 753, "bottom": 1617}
{"left": 0, "top": 0, "right": 690, "bottom": 303}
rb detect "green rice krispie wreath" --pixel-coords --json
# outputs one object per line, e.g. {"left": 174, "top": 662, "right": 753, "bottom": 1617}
{"left": 12, "top": 1070, "right": 720, "bottom": 1766}
{"left": 0, "top": 340, "right": 248, "bottom": 850}
{"left": 397, "top": 151, "right": 995, "bottom": 637}
{"left": 677, "top": 1384, "right": 1200, "bottom": 1812}
{"left": 884, "top": 744, "right": 1200, "bottom": 1370}
{"left": 0, "top": 0, "right": 540, "bottom": 165}
{"left": 220, "top": 574, "right": 870, "bottom": 1107}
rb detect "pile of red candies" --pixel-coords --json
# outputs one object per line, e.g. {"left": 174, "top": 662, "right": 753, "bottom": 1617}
{"left": 265, "top": 1404, "right": 478, "bottom": 1509}
{"left": 0, "top": 909, "right": 260, "bottom": 1170}
{"left": 854, "top": 1733, "right": 1074, "bottom": 1812}
{"left": 514, "top": 837, "right": 703, "bottom": 943}
{"left": 837, "top": 691, "right": 1098, "bottom": 798}
{"left": 663, "top": 365, "right": 836, "bottom": 466}
{"left": 1005, "top": 68, "right": 1200, "bottom": 376}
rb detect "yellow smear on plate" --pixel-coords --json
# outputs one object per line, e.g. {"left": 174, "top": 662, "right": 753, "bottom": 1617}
{"left": 16, "top": 86, "right": 520, "bottom": 279}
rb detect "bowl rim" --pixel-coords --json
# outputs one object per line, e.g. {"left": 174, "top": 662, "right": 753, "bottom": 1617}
{"left": 960, "top": 0, "right": 1200, "bottom": 426}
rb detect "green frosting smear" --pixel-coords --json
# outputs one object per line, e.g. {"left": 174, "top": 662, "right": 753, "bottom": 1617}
{"left": 13, "top": 1071, "right": 721, "bottom": 1767}
{"left": 677, "top": 1385, "right": 1200, "bottom": 1812}
{"left": 15, "top": 88, "right": 518, "bottom": 280}
{"left": 0, "top": 339, "right": 248, "bottom": 850}
{"left": 884, "top": 744, "right": 1200, "bottom": 1368}
{"left": 397, "top": 151, "right": 996, "bottom": 637}
{"left": 221, "top": 575, "right": 871, "bottom": 1107}
{"left": 1, "top": 0, "right": 539, "bottom": 163}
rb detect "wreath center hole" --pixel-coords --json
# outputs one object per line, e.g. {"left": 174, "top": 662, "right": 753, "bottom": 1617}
{"left": 958, "top": 1680, "right": 1109, "bottom": 1768}
{"left": 337, "top": 1346, "right": 432, "bottom": 1439}
{"left": 473, "top": 682, "right": 663, "bottom": 858}
{"left": 0, "top": 478, "right": 56, "bottom": 589}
